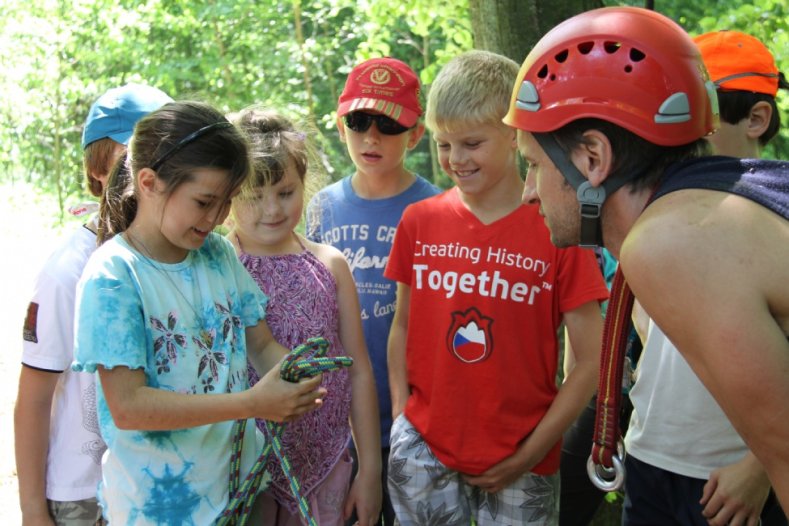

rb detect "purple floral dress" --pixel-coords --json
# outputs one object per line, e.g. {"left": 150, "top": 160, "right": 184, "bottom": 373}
{"left": 239, "top": 243, "right": 352, "bottom": 513}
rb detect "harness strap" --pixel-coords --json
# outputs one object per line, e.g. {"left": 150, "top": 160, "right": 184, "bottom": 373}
{"left": 217, "top": 337, "right": 353, "bottom": 526}
{"left": 532, "top": 132, "right": 658, "bottom": 248}
{"left": 533, "top": 133, "right": 606, "bottom": 247}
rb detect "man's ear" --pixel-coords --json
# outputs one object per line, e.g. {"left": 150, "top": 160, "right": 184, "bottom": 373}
{"left": 406, "top": 122, "right": 426, "bottom": 149}
{"left": 746, "top": 101, "right": 772, "bottom": 140}
{"left": 572, "top": 129, "right": 613, "bottom": 188}
{"left": 337, "top": 115, "right": 347, "bottom": 143}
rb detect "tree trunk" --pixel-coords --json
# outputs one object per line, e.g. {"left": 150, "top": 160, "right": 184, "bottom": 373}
{"left": 468, "top": 0, "right": 604, "bottom": 63}
{"left": 420, "top": 34, "right": 442, "bottom": 185}
{"left": 293, "top": 0, "right": 316, "bottom": 126}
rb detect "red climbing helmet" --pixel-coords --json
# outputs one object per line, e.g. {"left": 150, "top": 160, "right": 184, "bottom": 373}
{"left": 503, "top": 6, "right": 718, "bottom": 146}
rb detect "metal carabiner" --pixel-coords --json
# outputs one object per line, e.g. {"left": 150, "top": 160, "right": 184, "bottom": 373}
{"left": 586, "top": 442, "right": 626, "bottom": 492}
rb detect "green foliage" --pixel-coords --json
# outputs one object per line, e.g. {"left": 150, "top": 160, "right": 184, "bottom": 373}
{"left": 3, "top": 0, "right": 787, "bottom": 217}
{"left": 0, "top": 0, "right": 473, "bottom": 216}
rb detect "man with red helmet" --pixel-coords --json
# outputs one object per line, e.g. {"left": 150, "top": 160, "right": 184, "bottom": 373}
{"left": 621, "top": 30, "right": 788, "bottom": 526}
{"left": 504, "top": 6, "right": 789, "bottom": 513}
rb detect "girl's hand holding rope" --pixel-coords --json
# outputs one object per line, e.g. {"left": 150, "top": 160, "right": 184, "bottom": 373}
{"left": 247, "top": 359, "right": 326, "bottom": 423}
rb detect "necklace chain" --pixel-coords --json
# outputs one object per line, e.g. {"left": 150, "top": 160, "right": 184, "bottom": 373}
{"left": 123, "top": 230, "right": 205, "bottom": 324}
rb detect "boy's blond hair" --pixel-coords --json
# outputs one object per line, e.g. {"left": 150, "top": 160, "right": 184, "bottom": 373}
{"left": 426, "top": 50, "right": 520, "bottom": 133}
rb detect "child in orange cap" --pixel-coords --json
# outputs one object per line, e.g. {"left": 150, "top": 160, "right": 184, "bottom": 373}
{"left": 695, "top": 30, "right": 788, "bottom": 157}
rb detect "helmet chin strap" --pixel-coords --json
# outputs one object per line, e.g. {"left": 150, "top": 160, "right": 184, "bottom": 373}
{"left": 533, "top": 133, "right": 603, "bottom": 247}
{"left": 533, "top": 133, "right": 635, "bottom": 248}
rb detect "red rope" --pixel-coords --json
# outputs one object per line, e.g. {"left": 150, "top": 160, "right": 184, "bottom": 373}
{"left": 591, "top": 266, "right": 634, "bottom": 468}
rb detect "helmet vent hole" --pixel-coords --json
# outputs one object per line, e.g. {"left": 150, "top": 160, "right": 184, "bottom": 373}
{"left": 578, "top": 42, "right": 594, "bottom": 55}
{"left": 624, "top": 65, "right": 633, "bottom": 73}
{"left": 555, "top": 50, "right": 569, "bottom": 63}
{"left": 630, "top": 48, "right": 646, "bottom": 62}
{"left": 604, "top": 41, "right": 621, "bottom": 54}
{"left": 537, "top": 64, "right": 549, "bottom": 79}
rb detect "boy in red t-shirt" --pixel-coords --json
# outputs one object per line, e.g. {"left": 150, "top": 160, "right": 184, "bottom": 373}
{"left": 384, "top": 50, "right": 608, "bottom": 525}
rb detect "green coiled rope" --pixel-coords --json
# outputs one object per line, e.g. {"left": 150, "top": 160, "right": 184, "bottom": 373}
{"left": 217, "top": 337, "right": 353, "bottom": 526}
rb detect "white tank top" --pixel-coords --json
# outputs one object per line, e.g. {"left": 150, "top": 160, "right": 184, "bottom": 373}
{"left": 625, "top": 319, "right": 748, "bottom": 479}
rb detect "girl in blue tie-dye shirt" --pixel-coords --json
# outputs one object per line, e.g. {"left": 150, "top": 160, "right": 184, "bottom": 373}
{"left": 72, "top": 101, "right": 326, "bottom": 525}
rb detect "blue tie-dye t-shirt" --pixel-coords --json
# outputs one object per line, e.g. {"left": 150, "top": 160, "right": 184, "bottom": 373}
{"left": 73, "top": 233, "right": 268, "bottom": 525}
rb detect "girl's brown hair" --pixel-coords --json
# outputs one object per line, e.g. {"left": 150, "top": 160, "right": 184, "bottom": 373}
{"left": 103, "top": 101, "right": 251, "bottom": 235}
{"left": 97, "top": 154, "right": 134, "bottom": 245}
{"left": 229, "top": 107, "right": 327, "bottom": 215}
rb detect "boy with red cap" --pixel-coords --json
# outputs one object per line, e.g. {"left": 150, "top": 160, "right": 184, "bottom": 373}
{"left": 505, "top": 5, "right": 789, "bottom": 515}
{"left": 306, "top": 57, "right": 439, "bottom": 526}
{"left": 623, "top": 30, "right": 788, "bottom": 526}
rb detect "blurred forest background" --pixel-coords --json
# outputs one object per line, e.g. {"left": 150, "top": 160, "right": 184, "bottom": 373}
{"left": 1, "top": 0, "right": 787, "bottom": 221}
{"left": 0, "top": 1, "right": 786, "bottom": 523}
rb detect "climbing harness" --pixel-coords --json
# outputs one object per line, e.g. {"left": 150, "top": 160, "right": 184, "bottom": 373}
{"left": 217, "top": 337, "right": 353, "bottom": 525}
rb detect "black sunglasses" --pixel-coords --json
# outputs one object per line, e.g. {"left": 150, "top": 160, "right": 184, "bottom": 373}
{"left": 343, "top": 112, "right": 411, "bottom": 135}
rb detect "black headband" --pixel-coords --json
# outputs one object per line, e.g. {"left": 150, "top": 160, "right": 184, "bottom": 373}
{"left": 150, "top": 121, "right": 234, "bottom": 171}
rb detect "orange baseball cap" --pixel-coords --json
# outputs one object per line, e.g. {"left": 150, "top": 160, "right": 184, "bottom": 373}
{"left": 337, "top": 57, "right": 422, "bottom": 128}
{"left": 693, "top": 30, "right": 779, "bottom": 96}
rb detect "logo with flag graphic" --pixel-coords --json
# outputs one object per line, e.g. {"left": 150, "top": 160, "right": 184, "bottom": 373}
{"left": 446, "top": 307, "right": 493, "bottom": 363}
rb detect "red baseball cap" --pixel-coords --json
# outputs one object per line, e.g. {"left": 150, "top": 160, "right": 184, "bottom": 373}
{"left": 694, "top": 30, "right": 780, "bottom": 96}
{"left": 337, "top": 57, "right": 422, "bottom": 128}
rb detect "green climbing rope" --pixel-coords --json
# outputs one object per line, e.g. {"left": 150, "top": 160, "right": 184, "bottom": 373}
{"left": 217, "top": 337, "right": 353, "bottom": 526}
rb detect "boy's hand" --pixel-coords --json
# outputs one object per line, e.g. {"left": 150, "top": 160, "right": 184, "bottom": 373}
{"left": 248, "top": 362, "right": 325, "bottom": 422}
{"left": 463, "top": 451, "right": 531, "bottom": 494}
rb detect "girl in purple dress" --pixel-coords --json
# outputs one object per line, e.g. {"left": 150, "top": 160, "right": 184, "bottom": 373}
{"left": 228, "top": 108, "right": 382, "bottom": 526}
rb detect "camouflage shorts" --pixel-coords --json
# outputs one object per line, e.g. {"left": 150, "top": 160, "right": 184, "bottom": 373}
{"left": 48, "top": 498, "right": 105, "bottom": 526}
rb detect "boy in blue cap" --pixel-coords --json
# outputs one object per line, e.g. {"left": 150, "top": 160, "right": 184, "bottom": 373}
{"left": 15, "top": 83, "right": 171, "bottom": 525}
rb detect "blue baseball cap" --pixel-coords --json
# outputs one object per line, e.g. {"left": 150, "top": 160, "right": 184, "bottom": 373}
{"left": 81, "top": 83, "right": 173, "bottom": 149}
